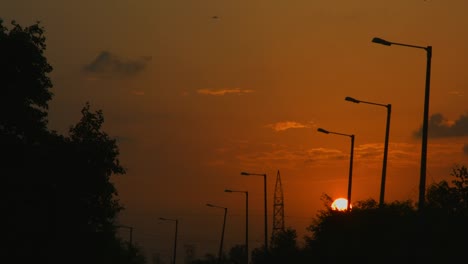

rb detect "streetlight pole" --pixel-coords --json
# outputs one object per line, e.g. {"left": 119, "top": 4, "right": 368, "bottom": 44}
{"left": 206, "top": 203, "right": 228, "bottom": 264}
{"left": 372, "top": 37, "right": 432, "bottom": 211}
{"left": 241, "top": 171, "right": 268, "bottom": 251}
{"left": 345, "top": 96, "right": 392, "bottom": 207}
{"left": 317, "top": 128, "right": 355, "bottom": 211}
{"left": 160, "top": 217, "right": 178, "bottom": 264}
{"left": 225, "top": 189, "right": 248, "bottom": 264}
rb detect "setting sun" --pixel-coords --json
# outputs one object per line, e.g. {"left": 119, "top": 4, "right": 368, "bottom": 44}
{"left": 331, "top": 198, "right": 350, "bottom": 211}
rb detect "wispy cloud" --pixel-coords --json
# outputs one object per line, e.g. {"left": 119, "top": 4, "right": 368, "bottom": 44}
{"left": 266, "top": 121, "right": 311, "bottom": 132}
{"left": 449, "top": 91, "right": 464, "bottom": 97}
{"left": 83, "top": 51, "right": 151, "bottom": 77}
{"left": 197, "top": 88, "right": 254, "bottom": 96}
{"left": 207, "top": 139, "right": 461, "bottom": 172}
{"left": 235, "top": 142, "right": 421, "bottom": 170}
{"left": 414, "top": 113, "right": 468, "bottom": 138}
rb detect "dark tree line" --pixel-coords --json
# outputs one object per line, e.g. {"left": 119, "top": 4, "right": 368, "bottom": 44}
{"left": 1, "top": 19, "right": 145, "bottom": 264}
{"left": 191, "top": 165, "right": 468, "bottom": 264}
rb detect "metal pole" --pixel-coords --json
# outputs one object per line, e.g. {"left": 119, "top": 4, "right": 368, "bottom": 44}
{"left": 173, "top": 220, "right": 178, "bottom": 264}
{"left": 419, "top": 46, "right": 432, "bottom": 212}
{"left": 218, "top": 208, "right": 227, "bottom": 264}
{"left": 245, "top": 192, "right": 249, "bottom": 264}
{"left": 379, "top": 104, "right": 392, "bottom": 207}
{"left": 263, "top": 174, "right": 268, "bottom": 251}
{"left": 347, "top": 135, "right": 355, "bottom": 211}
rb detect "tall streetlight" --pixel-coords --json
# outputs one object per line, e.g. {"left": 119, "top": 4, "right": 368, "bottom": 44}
{"left": 225, "top": 189, "right": 248, "bottom": 264}
{"left": 241, "top": 171, "right": 268, "bottom": 250}
{"left": 160, "top": 217, "right": 178, "bottom": 264}
{"left": 317, "top": 128, "right": 355, "bottom": 211}
{"left": 206, "top": 203, "right": 228, "bottom": 264}
{"left": 372, "top": 37, "right": 432, "bottom": 211}
{"left": 345, "top": 96, "right": 391, "bottom": 208}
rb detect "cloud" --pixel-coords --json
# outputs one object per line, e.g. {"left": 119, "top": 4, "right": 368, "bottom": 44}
{"left": 197, "top": 88, "right": 254, "bottom": 96}
{"left": 305, "top": 148, "right": 348, "bottom": 163}
{"left": 83, "top": 51, "right": 151, "bottom": 77}
{"left": 414, "top": 113, "right": 468, "bottom": 138}
{"left": 266, "top": 121, "right": 310, "bottom": 132}
{"left": 449, "top": 91, "right": 464, "bottom": 97}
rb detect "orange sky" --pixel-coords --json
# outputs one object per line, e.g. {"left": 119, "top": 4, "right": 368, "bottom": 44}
{"left": 4, "top": 0, "right": 468, "bottom": 262}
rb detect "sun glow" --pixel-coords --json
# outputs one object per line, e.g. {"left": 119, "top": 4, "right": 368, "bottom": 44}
{"left": 331, "top": 198, "right": 350, "bottom": 211}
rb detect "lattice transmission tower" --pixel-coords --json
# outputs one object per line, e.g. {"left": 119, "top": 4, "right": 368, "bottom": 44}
{"left": 272, "top": 169, "right": 285, "bottom": 237}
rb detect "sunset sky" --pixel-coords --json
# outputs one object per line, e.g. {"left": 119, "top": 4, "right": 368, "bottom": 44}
{"left": 4, "top": 0, "right": 468, "bottom": 262}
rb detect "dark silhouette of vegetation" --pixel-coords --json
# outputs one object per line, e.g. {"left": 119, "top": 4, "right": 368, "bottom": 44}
{"left": 192, "top": 166, "right": 468, "bottom": 264}
{"left": 304, "top": 166, "right": 468, "bottom": 263}
{"left": 251, "top": 228, "right": 299, "bottom": 264}
{"left": 189, "top": 244, "right": 245, "bottom": 264}
{"left": 2, "top": 19, "right": 145, "bottom": 264}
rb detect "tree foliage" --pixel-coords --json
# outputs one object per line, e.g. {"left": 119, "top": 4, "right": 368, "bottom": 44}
{"left": 1, "top": 19, "right": 144, "bottom": 263}
{"left": 426, "top": 164, "right": 468, "bottom": 214}
{"left": 0, "top": 19, "right": 53, "bottom": 139}
{"left": 251, "top": 228, "right": 299, "bottom": 264}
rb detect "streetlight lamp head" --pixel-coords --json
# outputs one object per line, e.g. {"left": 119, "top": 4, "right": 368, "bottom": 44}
{"left": 224, "top": 189, "right": 232, "bottom": 193}
{"left": 317, "top": 128, "right": 330, "bottom": 134}
{"left": 206, "top": 203, "right": 214, "bottom": 207}
{"left": 345, "top": 96, "right": 360, "bottom": 103}
{"left": 159, "top": 217, "right": 166, "bottom": 221}
{"left": 240, "top": 172, "right": 249, "bottom": 176}
{"left": 372, "top": 37, "right": 392, "bottom": 46}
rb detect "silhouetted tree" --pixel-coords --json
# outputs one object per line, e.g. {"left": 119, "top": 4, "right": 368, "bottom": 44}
{"left": 190, "top": 253, "right": 217, "bottom": 264}
{"left": 251, "top": 228, "right": 299, "bottom": 264}
{"left": 423, "top": 164, "right": 468, "bottom": 261}
{"left": 304, "top": 198, "right": 420, "bottom": 262}
{"left": 0, "top": 19, "right": 52, "bottom": 140}
{"left": 50, "top": 103, "right": 129, "bottom": 263}
{"left": 2, "top": 19, "right": 144, "bottom": 264}
{"left": 228, "top": 244, "right": 245, "bottom": 264}
{"left": 1, "top": 18, "right": 56, "bottom": 263}
{"left": 189, "top": 245, "right": 244, "bottom": 264}
{"left": 302, "top": 167, "right": 468, "bottom": 264}
{"left": 426, "top": 164, "right": 468, "bottom": 214}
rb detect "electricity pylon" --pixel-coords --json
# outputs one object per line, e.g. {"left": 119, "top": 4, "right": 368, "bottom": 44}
{"left": 272, "top": 170, "right": 285, "bottom": 237}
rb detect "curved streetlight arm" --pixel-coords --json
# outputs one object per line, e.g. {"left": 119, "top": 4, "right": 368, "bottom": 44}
{"left": 317, "top": 128, "right": 329, "bottom": 134}
{"left": 372, "top": 37, "right": 429, "bottom": 51}
{"left": 207, "top": 203, "right": 227, "bottom": 210}
{"left": 345, "top": 96, "right": 390, "bottom": 108}
{"left": 318, "top": 128, "right": 353, "bottom": 138}
{"left": 241, "top": 172, "right": 266, "bottom": 176}
{"left": 225, "top": 189, "right": 247, "bottom": 194}
{"left": 330, "top": 131, "right": 353, "bottom": 138}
